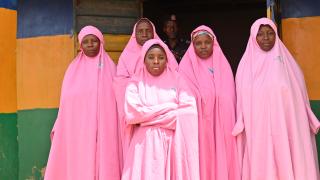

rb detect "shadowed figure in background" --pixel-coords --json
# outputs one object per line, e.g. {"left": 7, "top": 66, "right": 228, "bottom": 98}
{"left": 163, "top": 14, "right": 189, "bottom": 64}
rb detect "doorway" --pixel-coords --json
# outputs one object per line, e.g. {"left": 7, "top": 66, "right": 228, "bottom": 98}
{"left": 143, "top": 0, "right": 266, "bottom": 73}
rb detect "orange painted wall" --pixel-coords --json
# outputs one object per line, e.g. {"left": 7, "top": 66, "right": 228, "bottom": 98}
{"left": 282, "top": 16, "right": 320, "bottom": 100}
{"left": 0, "top": 8, "right": 17, "bottom": 113}
{"left": 17, "top": 35, "right": 74, "bottom": 110}
{"left": 17, "top": 34, "right": 130, "bottom": 110}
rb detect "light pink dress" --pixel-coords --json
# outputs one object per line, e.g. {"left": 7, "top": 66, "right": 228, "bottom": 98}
{"left": 179, "top": 25, "right": 240, "bottom": 180}
{"left": 232, "top": 18, "right": 320, "bottom": 180}
{"left": 121, "top": 39, "right": 200, "bottom": 180}
{"left": 45, "top": 26, "right": 121, "bottom": 180}
{"left": 113, "top": 18, "right": 161, "bottom": 168}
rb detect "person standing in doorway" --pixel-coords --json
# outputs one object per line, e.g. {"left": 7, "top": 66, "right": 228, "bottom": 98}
{"left": 163, "top": 14, "right": 189, "bottom": 64}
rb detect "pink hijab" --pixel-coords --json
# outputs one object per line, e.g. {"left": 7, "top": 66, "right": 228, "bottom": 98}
{"left": 45, "top": 26, "right": 120, "bottom": 180}
{"left": 233, "top": 18, "right": 320, "bottom": 179}
{"left": 114, "top": 18, "right": 160, "bottom": 168}
{"left": 179, "top": 25, "right": 240, "bottom": 180}
{"left": 124, "top": 39, "right": 199, "bottom": 179}
{"left": 117, "top": 18, "right": 160, "bottom": 77}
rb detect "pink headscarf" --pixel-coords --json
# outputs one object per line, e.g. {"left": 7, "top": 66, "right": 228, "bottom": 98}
{"left": 117, "top": 18, "right": 160, "bottom": 77}
{"left": 45, "top": 26, "right": 120, "bottom": 180}
{"left": 113, "top": 18, "right": 160, "bottom": 168}
{"left": 233, "top": 18, "right": 320, "bottom": 179}
{"left": 123, "top": 39, "right": 199, "bottom": 179}
{"left": 179, "top": 25, "right": 240, "bottom": 180}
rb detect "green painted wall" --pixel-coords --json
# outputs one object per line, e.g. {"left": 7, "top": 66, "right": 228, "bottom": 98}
{"left": 17, "top": 108, "right": 57, "bottom": 180}
{"left": 0, "top": 113, "right": 18, "bottom": 180}
{"left": 311, "top": 100, "right": 320, "bottom": 164}
{"left": 311, "top": 100, "right": 320, "bottom": 119}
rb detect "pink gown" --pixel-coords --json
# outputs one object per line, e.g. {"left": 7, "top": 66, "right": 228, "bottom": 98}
{"left": 45, "top": 26, "right": 121, "bottom": 180}
{"left": 179, "top": 25, "right": 240, "bottom": 180}
{"left": 121, "top": 39, "right": 200, "bottom": 180}
{"left": 232, "top": 18, "right": 320, "bottom": 180}
{"left": 113, "top": 18, "right": 161, "bottom": 168}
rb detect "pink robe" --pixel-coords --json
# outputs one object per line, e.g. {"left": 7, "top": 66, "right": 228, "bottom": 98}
{"left": 45, "top": 26, "right": 121, "bottom": 180}
{"left": 179, "top": 25, "right": 240, "bottom": 180}
{"left": 232, "top": 18, "right": 320, "bottom": 180}
{"left": 121, "top": 39, "right": 200, "bottom": 180}
{"left": 113, "top": 18, "right": 161, "bottom": 168}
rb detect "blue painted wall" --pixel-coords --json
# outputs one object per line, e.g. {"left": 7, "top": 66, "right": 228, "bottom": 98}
{"left": 17, "top": 0, "right": 73, "bottom": 38}
{"left": 0, "top": 0, "right": 17, "bottom": 10}
{"left": 281, "top": 0, "right": 320, "bottom": 18}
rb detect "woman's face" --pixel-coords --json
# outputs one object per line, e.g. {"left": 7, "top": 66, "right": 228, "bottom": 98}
{"left": 256, "top": 25, "right": 276, "bottom": 52}
{"left": 193, "top": 34, "right": 213, "bottom": 59}
{"left": 144, "top": 46, "right": 167, "bottom": 77}
{"left": 135, "top": 21, "right": 154, "bottom": 46}
{"left": 81, "top": 34, "right": 100, "bottom": 57}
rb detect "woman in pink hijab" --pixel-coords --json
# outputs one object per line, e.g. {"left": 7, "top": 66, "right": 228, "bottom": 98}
{"left": 179, "top": 25, "right": 240, "bottom": 180}
{"left": 117, "top": 18, "right": 160, "bottom": 77}
{"left": 45, "top": 26, "right": 120, "bottom": 180}
{"left": 114, "top": 18, "right": 161, "bottom": 167}
{"left": 232, "top": 18, "right": 320, "bottom": 180}
{"left": 121, "top": 39, "right": 200, "bottom": 180}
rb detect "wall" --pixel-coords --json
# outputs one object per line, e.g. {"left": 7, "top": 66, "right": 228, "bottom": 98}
{"left": 280, "top": 0, "right": 320, "bottom": 159}
{"left": 0, "top": 0, "right": 18, "bottom": 179}
{"left": 75, "top": 0, "right": 140, "bottom": 63}
{"left": 16, "top": 0, "right": 138, "bottom": 179}
{"left": 17, "top": 0, "right": 74, "bottom": 179}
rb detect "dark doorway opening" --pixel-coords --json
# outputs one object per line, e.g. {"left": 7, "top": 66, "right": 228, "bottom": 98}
{"left": 143, "top": 0, "right": 266, "bottom": 73}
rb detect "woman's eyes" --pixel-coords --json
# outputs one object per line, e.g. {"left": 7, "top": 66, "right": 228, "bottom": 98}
{"left": 147, "top": 55, "right": 154, "bottom": 59}
{"left": 268, "top": 31, "right": 275, "bottom": 36}
{"left": 195, "top": 42, "right": 202, "bottom": 46}
{"left": 257, "top": 31, "right": 275, "bottom": 37}
{"left": 159, "top": 56, "right": 165, "bottom": 60}
{"left": 146, "top": 55, "right": 165, "bottom": 60}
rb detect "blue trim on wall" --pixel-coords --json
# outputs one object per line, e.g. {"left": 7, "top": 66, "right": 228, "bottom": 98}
{"left": 0, "top": 0, "right": 17, "bottom": 10}
{"left": 281, "top": 0, "right": 320, "bottom": 18}
{"left": 17, "top": 0, "right": 73, "bottom": 38}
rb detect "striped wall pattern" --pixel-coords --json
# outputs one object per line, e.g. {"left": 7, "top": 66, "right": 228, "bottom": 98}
{"left": 0, "top": 2, "right": 18, "bottom": 179}
{"left": 16, "top": 0, "right": 73, "bottom": 179}
{"left": 280, "top": 0, "right": 320, "bottom": 160}
{"left": 16, "top": 0, "right": 131, "bottom": 179}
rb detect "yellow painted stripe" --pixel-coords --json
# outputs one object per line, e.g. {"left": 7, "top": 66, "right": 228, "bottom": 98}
{"left": 104, "top": 34, "right": 130, "bottom": 52}
{"left": 104, "top": 34, "right": 130, "bottom": 64}
{"left": 108, "top": 51, "right": 122, "bottom": 64}
{"left": 282, "top": 17, "right": 320, "bottom": 100}
{"left": 17, "top": 35, "right": 74, "bottom": 110}
{"left": 0, "top": 8, "right": 17, "bottom": 113}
